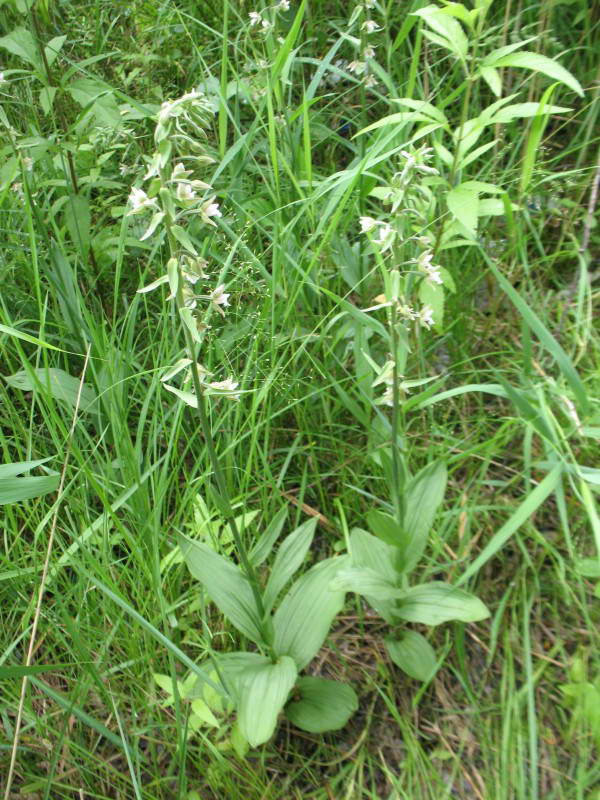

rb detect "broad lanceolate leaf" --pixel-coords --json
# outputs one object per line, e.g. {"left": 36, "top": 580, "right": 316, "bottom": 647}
{"left": 385, "top": 631, "right": 438, "bottom": 681}
{"left": 394, "top": 582, "right": 490, "bottom": 626}
{"left": 216, "top": 652, "right": 271, "bottom": 702}
{"left": 0, "top": 474, "right": 59, "bottom": 505}
{"left": 285, "top": 677, "right": 358, "bottom": 733}
{"left": 350, "top": 528, "right": 398, "bottom": 623}
{"left": 237, "top": 656, "right": 297, "bottom": 747}
{"left": 487, "top": 51, "right": 583, "bottom": 97}
{"left": 273, "top": 557, "right": 349, "bottom": 670}
{"left": 249, "top": 506, "right": 288, "bottom": 567}
{"left": 402, "top": 460, "right": 447, "bottom": 573}
{"left": 263, "top": 518, "right": 317, "bottom": 611}
{"left": 0, "top": 27, "right": 40, "bottom": 69}
{"left": 331, "top": 567, "right": 403, "bottom": 601}
{"left": 5, "top": 368, "right": 97, "bottom": 413}
{"left": 489, "top": 102, "right": 571, "bottom": 125}
{"left": 446, "top": 183, "right": 478, "bottom": 236}
{"left": 0, "top": 458, "right": 52, "bottom": 479}
{"left": 366, "top": 509, "right": 403, "bottom": 547}
{"left": 412, "top": 5, "right": 469, "bottom": 61}
{"left": 177, "top": 535, "right": 265, "bottom": 645}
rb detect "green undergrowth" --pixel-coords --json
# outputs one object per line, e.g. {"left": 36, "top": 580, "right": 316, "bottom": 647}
{"left": 1, "top": 0, "right": 599, "bottom": 797}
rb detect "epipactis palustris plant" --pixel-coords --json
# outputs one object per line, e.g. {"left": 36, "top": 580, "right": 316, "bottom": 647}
{"left": 128, "top": 89, "right": 358, "bottom": 748}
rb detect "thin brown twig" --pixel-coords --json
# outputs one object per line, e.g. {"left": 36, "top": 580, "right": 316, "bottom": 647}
{"left": 3, "top": 344, "right": 91, "bottom": 800}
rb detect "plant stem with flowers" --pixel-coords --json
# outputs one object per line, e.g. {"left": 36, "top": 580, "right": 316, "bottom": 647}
{"left": 127, "top": 88, "right": 359, "bottom": 749}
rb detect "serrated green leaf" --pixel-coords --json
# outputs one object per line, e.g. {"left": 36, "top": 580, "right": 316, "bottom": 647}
{"left": 385, "top": 631, "right": 438, "bottom": 681}
{"left": 177, "top": 535, "right": 264, "bottom": 645}
{"left": 237, "top": 656, "right": 297, "bottom": 746}
{"left": 285, "top": 677, "right": 358, "bottom": 733}
{"left": 394, "top": 582, "right": 490, "bottom": 625}
{"left": 0, "top": 27, "right": 40, "bottom": 69}
{"left": 264, "top": 518, "right": 316, "bottom": 611}
{"left": 273, "top": 557, "right": 348, "bottom": 669}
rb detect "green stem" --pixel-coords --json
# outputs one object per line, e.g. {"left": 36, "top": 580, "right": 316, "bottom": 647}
{"left": 162, "top": 221, "right": 274, "bottom": 657}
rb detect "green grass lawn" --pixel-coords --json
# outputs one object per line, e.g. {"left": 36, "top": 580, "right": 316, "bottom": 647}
{"left": 1, "top": 1, "right": 599, "bottom": 797}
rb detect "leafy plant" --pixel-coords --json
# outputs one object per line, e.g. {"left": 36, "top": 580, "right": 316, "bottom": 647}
{"left": 334, "top": 459, "right": 489, "bottom": 681}
{"left": 127, "top": 88, "right": 358, "bottom": 747}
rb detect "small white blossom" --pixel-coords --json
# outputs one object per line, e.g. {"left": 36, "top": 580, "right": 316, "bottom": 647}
{"left": 208, "top": 377, "right": 238, "bottom": 391}
{"left": 359, "top": 216, "right": 380, "bottom": 233}
{"left": 417, "top": 251, "right": 443, "bottom": 285}
{"left": 249, "top": 11, "right": 262, "bottom": 25}
{"left": 418, "top": 305, "right": 435, "bottom": 329}
{"left": 362, "top": 19, "right": 381, "bottom": 33}
{"left": 171, "top": 162, "right": 191, "bottom": 180}
{"left": 23, "top": 157, "right": 34, "bottom": 172}
{"left": 200, "top": 197, "right": 222, "bottom": 226}
{"left": 379, "top": 387, "right": 394, "bottom": 407}
{"left": 277, "top": 0, "right": 290, "bottom": 9}
{"left": 363, "top": 46, "right": 376, "bottom": 59}
{"left": 348, "top": 60, "right": 366, "bottom": 76}
{"left": 372, "top": 222, "right": 394, "bottom": 252}
{"left": 261, "top": 18, "right": 273, "bottom": 30}
{"left": 364, "top": 74, "right": 378, "bottom": 89}
{"left": 176, "top": 182, "right": 196, "bottom": 202}
{"left": 210, "top": 285, "right": 230, "bottom": 308}
{"left": 127, "top": 187, "right": 158, "bottom": 215}
{"left": 206, "top": 377, "right": 241, "bottom": 400}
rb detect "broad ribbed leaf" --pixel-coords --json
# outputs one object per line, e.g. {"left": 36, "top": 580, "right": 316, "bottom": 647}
{"left": 5, "top": 368, "right": 97, "bottom": 412}
{"left": 331, "top": 567, "right": 402, "bottom": 601}
{"left": 273, "top": 557, "right": 348, "bottom": 669}
{"left": 177, "top": 535, "right": 264, "bottom": 645}
{"left": 490, "top": 102, "right": 570, "bottom": 124}
{"left": 237, "top": 656, "right": 297, "bottom": 746}
{"left": 350, "top": 529, "right": 398, "bottom": 623}
{"left": 0, "top": 464, "right": 59, "bottom": 504}
{"left": 491, "top": 51, "right": 583, "bottom": 97}
{"left": 249, "top": 506, "right": 288, "bottom": 566}
{"left": 447, "top": 184, "right": 478, "bottom": 236}
{"left": 403, "top": 461, "right": 447, "bottom": 572}
{"left": 385, "top": 631, "right": 438, "bottom": 681}
{"left": 394, "top": 582, "right": 490, "bottom": 626}
{"left": 264, "top": 518, "right": 316, "bottom": 611}
{"left": 366, "top": 509, "right": 402, "bottom": 546}
{"left": 285, "top": 677, "right": 358, "bottom": 733}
